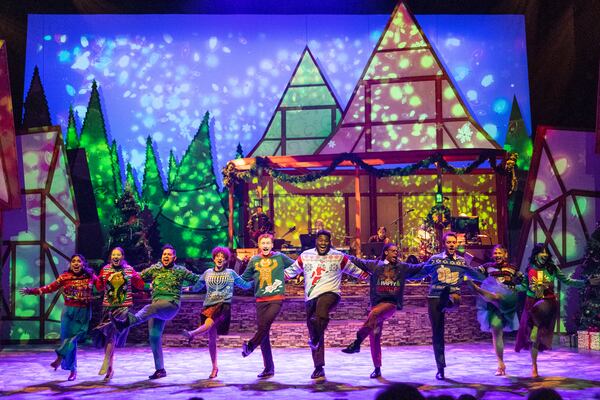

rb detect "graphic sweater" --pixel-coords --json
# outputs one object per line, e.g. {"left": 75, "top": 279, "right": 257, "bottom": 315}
{"left": 36, "top": 271, "right": 97, "bottom": 307}
{"left": 349, "top": 257, "right": 423, "bottom": 310}
{"left": 522, "top": 264, "right": 586, "bottom": 300}
{"left": 478, "top": 261, "right": 522, "bottom": 289}
{"left": 96, "top": 264, "right": 146, "bottom": 307}
{"left": 242, "top": 252, "right": 295, "bottom": 302}
{"left": 417, "top": 251, "right": 484, "bottom": 297}
{"left": 194, "top": 267, "right": 253, "bottom": 307}
{"left": 284, "top": 248, "right": 368, "bottom": 301}
{"left": 141, "top": 263, "right": 201, "bottom": 305}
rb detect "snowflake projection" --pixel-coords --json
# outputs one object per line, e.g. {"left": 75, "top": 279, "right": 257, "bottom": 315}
{"left": 26, "top": 13, "right": 530, "bottom": 184}
{"left": 456, "top": 123, "right": 474, "bottom": 144}
{"left": 328, "top": 140, "right": 336, "bottom": 149}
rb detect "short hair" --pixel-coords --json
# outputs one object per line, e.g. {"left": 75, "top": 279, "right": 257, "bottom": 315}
{"left": 162, "top": 244, "right": 177, "bottom": 256}
{"left": 380, "top": 242, "right": 398, "bottom": 261}
{"left": 442, "top": 231, "right": 457, "bottom": 242}
{"left": 257, "top": 233, "right": 274, "bottom": 243}
{"left": 378, "top": 226, "right": 386, "bottom": 231}
{"left": 315, "top": 229, "right": 331, "bottom": 240}
{"left": 212, "top": 246, "right": 231, "bottom": 260}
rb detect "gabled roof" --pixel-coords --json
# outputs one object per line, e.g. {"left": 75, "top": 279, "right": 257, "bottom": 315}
{"left": 248, "top": 46, "right": 342, "bottom": 157}
{"left": 318, "top": 1, "right": 501, "bottom": 154}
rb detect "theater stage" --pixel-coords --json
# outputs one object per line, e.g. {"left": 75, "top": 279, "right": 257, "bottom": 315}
{"left": 1, "top": 341, "right": 599, "bottom": 399}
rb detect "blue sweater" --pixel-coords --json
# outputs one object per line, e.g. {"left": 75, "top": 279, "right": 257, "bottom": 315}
{"left": 193, "top": 268, "right": 252, "bottom": 307}
{"left": 418, "top": 251, "right": 484, "bottom": 297}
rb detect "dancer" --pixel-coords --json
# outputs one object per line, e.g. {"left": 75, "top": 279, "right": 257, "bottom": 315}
{"left": 341, "top": 242, "right": 423, "bottom": 378}
{"left": 418, "top": 232, "right": 484, "bottom": 380}
{"left": 284, "top": 229, "right": 368, "bottom": 380}
{"left": 183, "top": 246, "right": 252, "bottom": 379}
{"left": 468, "top": 244, "right": 522, "bottom": 376}
{"left": 95, "top": 247, "right": 146, "bottom": 381}
{"left": 514, "top": 243, "right": 600, "bottom": 377}
{"left": 20, "top": 254, "right": 97, "bottom": 381}
{"left": 112, "top": 244, "right": 202, "bottom": 379}
{"left": 240, "top": 233, "right": 295, "bottom": 378}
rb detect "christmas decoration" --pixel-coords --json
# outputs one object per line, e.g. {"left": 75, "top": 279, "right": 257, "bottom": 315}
{"left": 65, "top": 105, "right": 80, "bottom": 150}
{"left": 141, "top": 136, "right": 166, "bottom": 217}
{"left": 425, "top": 204, "right": 451, "bottom": 228}
{"left": 106, "top": 187, "right": 152, "bottom": 267}
{"left": 21, "top": 66, "right": 52, "bottom": 129}
{"left": 125, "top": 163, "right": 142, "bottom": 205}
{"left": 167, "top": 150, "right": 179, "bottom": 189}
{"left": 579, "top": 223, "right": 600, "bottom": 331}
{"left": 504, "top": 96, "right": 532, "bottom": 171}
{"left": 156, "top": 112, "right": 228, "bottom": 258}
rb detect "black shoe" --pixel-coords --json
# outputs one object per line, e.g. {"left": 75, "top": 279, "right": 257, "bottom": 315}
{"left": 242, "top": 341, "right": 254, "bottom": 357}
{"left": 257, "top": 369, "right": 274, "bottom": 379}
{"left": 149, "top": 369, "right": 167, "bottom": 380}
{"left": 311, "top": 366, "right": 325, "bottom": 380}
{"left": 436, "top": 367, "right": 445, "bottom": 380}
{"left": 370, "top": 367, "right": 381, "bottom": 379}
{"left": 341, "top": 340, "right": 361, "bottom": 354}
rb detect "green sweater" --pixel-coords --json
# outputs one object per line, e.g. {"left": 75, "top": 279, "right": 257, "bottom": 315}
{"left": 141, "top": 262, "right": 200, "bottom": 304}
{"left": 241, "top": 252, "right": 294, "bottom": 300}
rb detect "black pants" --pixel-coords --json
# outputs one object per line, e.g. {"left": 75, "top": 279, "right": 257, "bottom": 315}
{"left": 428, "top": 297, "right": 446, "bottom": 369}
{"left": 305, "top": 292, "right": 340, "bottom": 368}
{"left": 249, "top": 300, "right": 282, "bottom": 371}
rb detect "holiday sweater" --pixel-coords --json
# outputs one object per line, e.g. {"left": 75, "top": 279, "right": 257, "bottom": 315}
{"left": 36, "top": 271, "right": 97, "bottom": 307}
{"left": 96, "top": 264, "right": 146, "bottom": 307}
{"left": 349, "top": 257, "right": 423, "bottom": 310}
{"left": 194, "top": 267, "right": 253, "bottom": 307}
{"left": 522, "top": 264, "right": 586, "bottom": 300}
{"left": 478, "top": 261, "right": 522, "bottom": 289}
{"left": 284, "top": 248, "right": 368, "bottom": 301}
{"left": 242, "top": 252, "right": 295, "bottom": 302}
{"left": 141, "top": 263, "right": 201, "bottom": 305}
{"left": 417, "top": 251, "right": 484, "bottom": 298}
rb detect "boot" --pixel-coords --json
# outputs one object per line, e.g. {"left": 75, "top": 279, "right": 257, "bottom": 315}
{"left": 341, "top": 340, "right": 361, "bottom": 354}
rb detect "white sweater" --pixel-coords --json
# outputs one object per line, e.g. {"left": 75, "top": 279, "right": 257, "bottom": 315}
{"left": 284, "top": 248, "right": 367, "bottom": 301}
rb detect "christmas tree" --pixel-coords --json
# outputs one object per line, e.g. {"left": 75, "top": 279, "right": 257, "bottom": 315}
{"left": 167, "top": 150, "right": 179, "bottom": 190}
{"left": 79, "top": 80, "right": 120, "bottom": 238}
{"left": 65, "top": 105, "right": 80, "bottom": 150}
{"left": 139, "top": 206, "right": 163, "bottom": 260}
{"left": 504, "top": 96, "right": 532, "bottom": 171}
{"left": 125, "top": 162, "right": 142, "bottom": 205}
{"left": 156, "top": 111, "right": 228, "bottom": 258}
{"left": 110, "top": 139, "right": 123, "bottom": 194}
{"left": 579, "top": 223, "right": 600, "bottom": 330}
{"left": 22, "top": 66, "right": 52, "bottom": 129}
{"left": 106, "top": 188, "right": 152, "bottom": 267}
{"left": 141, "top": 136, "right": 166, "bottom": 217}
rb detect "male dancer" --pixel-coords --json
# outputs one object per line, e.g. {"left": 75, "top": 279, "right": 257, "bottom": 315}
{"left": 418, "top": 232, "right": 484, "bottom": 380}
{"left": 341, "top": 242, "right": 423, "bottom": 378}
{"left": 284, "top": 229, "right": 368, "bottom": 380}
{"left": 240, "top": 233, "right": 295, "bottom": 378}
{"left": 112, "top": 244, "right": 201, "bottom": 379}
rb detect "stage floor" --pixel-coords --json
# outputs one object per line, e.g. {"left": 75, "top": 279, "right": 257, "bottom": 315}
{"left": 1, "top": 341, "right": 599, "bottom": 399}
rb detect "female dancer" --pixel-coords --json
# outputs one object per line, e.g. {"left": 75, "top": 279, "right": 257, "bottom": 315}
{"left": 468, "top": 245, "right": 522, "bottom": 376}
{"left": 20, "top": 254, "right": 97, "bottom": 381}
{"left": 94, "top": 247, "right": 146, "bottom": 380}
{"left": 183, "top": 247, "right": 252, "bottom": 379}
{"left": 515, "top": 243, "right": 600, "bottom": 377}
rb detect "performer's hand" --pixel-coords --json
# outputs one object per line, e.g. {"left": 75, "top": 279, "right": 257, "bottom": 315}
{"left": 588, "top": 276, "right": 600, "bottom": 286}
{"left": 20, "top": 287, "right": 38, "bottom": 295}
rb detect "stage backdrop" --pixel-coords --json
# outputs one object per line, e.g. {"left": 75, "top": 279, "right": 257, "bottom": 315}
{"left": 25, "top": 13, "right": 531, "bottom": 185}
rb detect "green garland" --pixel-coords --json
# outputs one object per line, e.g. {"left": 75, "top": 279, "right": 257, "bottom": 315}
{"left": 223, "top": 151, "right": 510, "bottom": 187}
{"left": 425, "top": 204, "right": 451, "bottom": 228}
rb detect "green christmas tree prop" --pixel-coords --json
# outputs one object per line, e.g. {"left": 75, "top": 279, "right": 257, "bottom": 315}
{"left": 125, "top": 162, "right": 142, "bottom": 205}
{"left": 235, "top": 142, "right": 244, "bottom": 159}
{"left": 22, "top": 65, "right": 52, "bottom": 129}
{"left": 156, "top": 112, "right": 228, "bottom": 258}
{"left": 167, "top": 150, "right": 179, "bottom": 190}
{"left": 110, "top": 139, "right": 123, "bottom": 194}
{"left": 141, "top": 136, "right": 166, "bottom": 217}
{"left": 78, "top": 80, "right": 120, "bottom": 238}
{"left": 65, "top": 105, "right": 80, "bottom": 150}
{"left": 504, "top": 96, "right": 532, "bottom": 171}
{"left": 139, "top": 205, "right": 163, "bottom": 260}
{"left": 106, "top": 188, "right": 152, "bottom": 267}
{"left": 579, "top": 223, "right": 600, "bottom": 330}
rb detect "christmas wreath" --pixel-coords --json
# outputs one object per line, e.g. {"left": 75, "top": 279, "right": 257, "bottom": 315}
{"left": 425, "top": 204, "right": 451, "bottom": 228}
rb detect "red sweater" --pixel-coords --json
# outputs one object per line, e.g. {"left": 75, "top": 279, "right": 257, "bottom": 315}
{"left": 96, "top": 264, "right": 145, "bottom": 307}
{"left": 37, "top": 271, "right": 96, "bottom": 307}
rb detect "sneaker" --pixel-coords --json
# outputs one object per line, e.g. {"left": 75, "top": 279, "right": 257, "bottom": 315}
{"left": 341, "top": 340, "right": 361, "bottom": 354}
{"left": 149, "top": 369, "right": 167, "bottom": 380}
{"left": 182, "top": 330, "right": 193, "bottom": 344}
{"left": 310, "top": 366, "right": 325, "bottom": 380}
